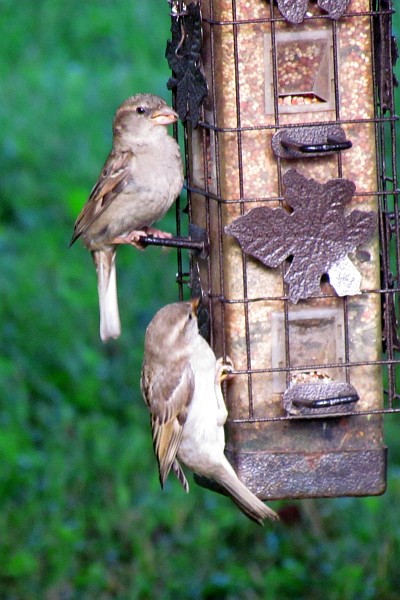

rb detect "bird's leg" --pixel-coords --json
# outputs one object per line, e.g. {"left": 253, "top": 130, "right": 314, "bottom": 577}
{"left": 214, "top": 357, "right": 235, "bottom": 426}
{"left": 110, "top": 231, "right": 148, "bottom": 249}
{"left": 214, "top": 387, "right": 228, "bottom": 427}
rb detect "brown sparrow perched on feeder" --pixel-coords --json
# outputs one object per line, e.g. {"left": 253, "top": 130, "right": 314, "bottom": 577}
{"left": 70, "top": 94, "right": 184, "bottom": 342}
{"left": 141, "top": 300, "right": 279, "bottom": 525}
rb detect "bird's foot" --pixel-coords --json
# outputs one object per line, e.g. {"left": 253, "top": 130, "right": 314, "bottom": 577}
{"left": 215, "top": 356, "right": 235, "bottom": 384}
{"left": 143, "top": 227, "right": 173, "bottom": 240}
{"left": 214, "top": 357, "right": 235, "bottom": 426}
{"left": 111, "top": 227, "right": 173, "bottom": 250}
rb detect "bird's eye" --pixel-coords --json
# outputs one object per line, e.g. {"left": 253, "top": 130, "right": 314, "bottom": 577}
{"left": 188, "top": 312, "right": 193, "bottom": 320}
{"left": 136, "top": 106, "right": 146, "bottom": 114}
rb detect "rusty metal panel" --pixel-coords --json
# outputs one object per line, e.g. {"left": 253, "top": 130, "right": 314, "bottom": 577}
{"left": 225, "top": 417, "right": 386, "bottom": 498}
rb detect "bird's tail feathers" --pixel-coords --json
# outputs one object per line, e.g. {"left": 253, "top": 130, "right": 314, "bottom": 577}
{"left": 172, "top": 460, "right": 189, "bottom": 493}
{"left": 215, "top": 462, "right": 279, "bottom": 525}
{"left": 92, "top": 249, "right": 121, "bottom": 342}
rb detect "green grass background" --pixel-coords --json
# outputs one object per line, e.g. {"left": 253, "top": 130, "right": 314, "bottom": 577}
{"left": 0, "top": 1, "right": 400, "bottom": 598}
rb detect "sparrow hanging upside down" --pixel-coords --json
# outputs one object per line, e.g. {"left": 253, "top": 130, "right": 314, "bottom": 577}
{"left": 141, "top": 300, "right": 279, "bottom": 525}
{"left": 70, "top": 94, "right": 184, "bottom": 342}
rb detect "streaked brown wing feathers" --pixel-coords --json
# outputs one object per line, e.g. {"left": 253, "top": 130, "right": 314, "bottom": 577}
{"left": 70, "top": 150, "right": 133, "bottom": 244}
{"left": 141, "top": 361, "right": 194, "bottom": 488}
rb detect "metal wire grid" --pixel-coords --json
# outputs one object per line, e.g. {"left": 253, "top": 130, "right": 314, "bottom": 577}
{"left": 175, "top": 0, "right": 399, "bottom": 421}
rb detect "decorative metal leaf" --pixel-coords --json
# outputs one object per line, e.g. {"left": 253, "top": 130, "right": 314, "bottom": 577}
{"left": 166, "top": 2, "right": 208, "bottom": 127}
{"left": 276, "top": 0, "right": 308, "bottom": 24}
{"left": 225, "top": 169, "right": 377, "bottom": 303}
{"left": 318, "top": 0, "right": 350, "bottom": 19}
{"left": 276, "top": 0, "right": 350, "bottom": 23}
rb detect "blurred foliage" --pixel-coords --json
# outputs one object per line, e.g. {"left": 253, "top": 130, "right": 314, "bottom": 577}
{"left": 0, "top": 1, "right": 399, "bottom": 599}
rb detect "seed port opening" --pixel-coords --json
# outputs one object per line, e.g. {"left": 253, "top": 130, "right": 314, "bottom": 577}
{"left": 264, "top": 29, "right": 335, "bottom": 114}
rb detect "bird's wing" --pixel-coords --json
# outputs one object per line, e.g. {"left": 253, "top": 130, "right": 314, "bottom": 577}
{"left": 70, "top": 149, "right": 133, "bottom": 245}
{"left": 141, "top": 359, "right": 194, "bottom": 489}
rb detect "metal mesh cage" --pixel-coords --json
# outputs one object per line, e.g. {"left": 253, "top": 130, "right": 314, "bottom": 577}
{"left": 172, "top": 0, "right": 399, "bottom": 499}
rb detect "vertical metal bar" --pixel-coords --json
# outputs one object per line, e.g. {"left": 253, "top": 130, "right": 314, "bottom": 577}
{"left": 331, "top": 14, "right": 353, "bottom": 385}
{"left": 386, "top": 0, "right": 400, "bottom": 409}
{"left": 269, "top": 3, "right": 291, "bottom": 390}
{"left": 372, "top": 0, "right": 398, "bottom": 408}
{"left": 331, "top": 18, "right": 343, "bottom": 178}
{"left": 231, "top": 0, "right": 255, "bottom": 418}
{"left": 371, "top": 1, "right": 392, "bottom": 406}
{"left": 208, "top": 0, "right": 222, "bottom": 354}
{"left": 172, "top": 84, "right": 184, "bottom": 301}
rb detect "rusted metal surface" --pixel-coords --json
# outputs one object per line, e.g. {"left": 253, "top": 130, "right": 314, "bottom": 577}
{"left": 225, "top": 416, "right": 386, "bottom": 498}
{"left": 225, "top": 447, "right": 387, "bottom": 499}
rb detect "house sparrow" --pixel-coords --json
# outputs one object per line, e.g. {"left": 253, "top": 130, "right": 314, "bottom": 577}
{"left": 141, "top": 300, "right": 278, "bottom": 525}
{"left": 70, "top": 94, "right": 184, "bottom": 342}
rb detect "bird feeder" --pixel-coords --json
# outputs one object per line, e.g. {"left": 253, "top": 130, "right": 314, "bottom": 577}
{"left": 166, "top": 0, "right": 399, "bottom": 499}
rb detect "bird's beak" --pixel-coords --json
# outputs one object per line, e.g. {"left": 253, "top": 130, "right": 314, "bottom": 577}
{"left": 150, "top": 106, "right": 179, "bottom": 126}
{"left": 191, "top": 297, "right": 201, "bottom": 316}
